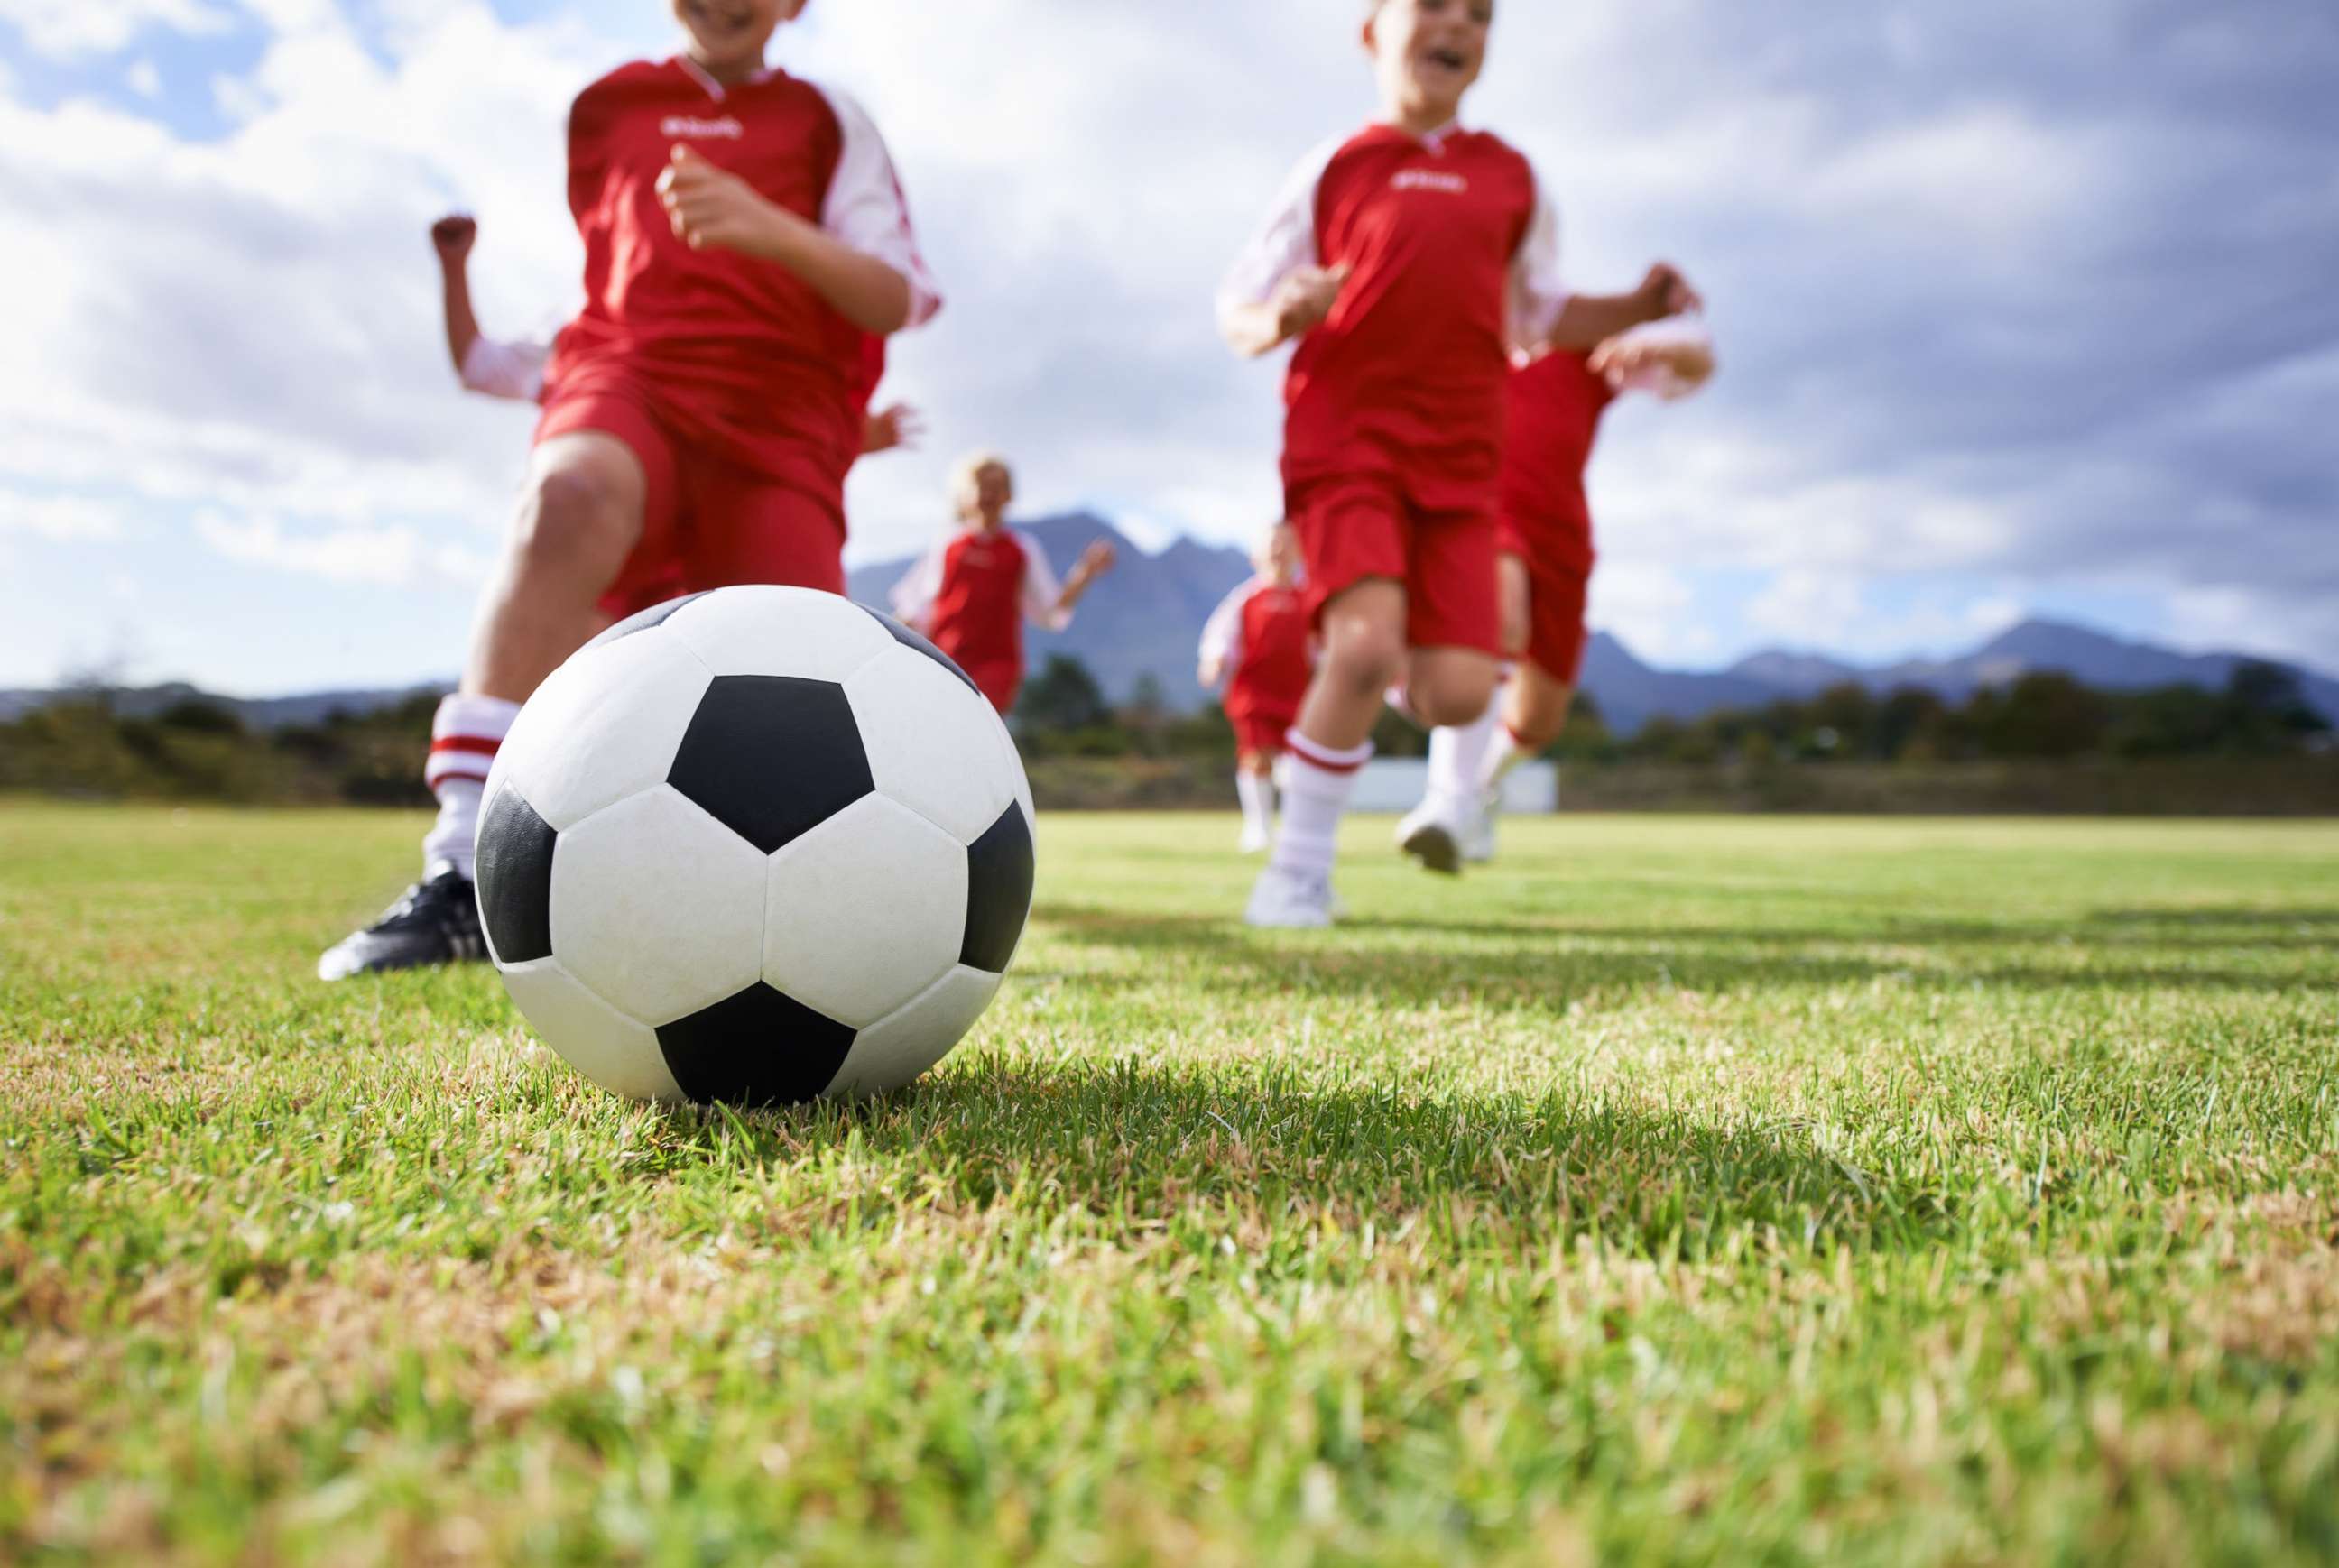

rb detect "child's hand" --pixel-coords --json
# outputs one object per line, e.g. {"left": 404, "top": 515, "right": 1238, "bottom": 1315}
{"left": 1634, "top": 262, "right": 1703, "bottom": 319}
{"left": 657, "top": 145, "right": 781, "bottom": 254}
{"left": 1077, "top": 540, "right": 1119, "bottom": 578}
{"left": 1271, "top": 263, "right": 1351, "bottom": 340}
{"left": 430, "top": 214, "right": 477, "bottom": 263}
{"left": 864, "top": 403, "right": 925, "bottom": 456}
{"left": 1588, "top": 328, "right": 1716, "bottom": 397}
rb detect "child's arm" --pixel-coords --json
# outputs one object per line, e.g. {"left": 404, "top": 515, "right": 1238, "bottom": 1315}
{"left": 862, "top": 403, "right": 923, "bottom": 457}
{"left": 1543, "top": 263, "right": 1703, "bottom": 353}
{"left": 1024, "top": 540, "right": 1117, "bottom": 631}
{"left": 432, "top": 215, "right": 483, "bottom": 375}
{"left": 889, "top": 542, "right": 945, "bottom": 633}
{"left": 432, "top": 213, "right": 549, "bottom": 401}
{"left": 660, "top": 146, "right": 914, "bottom": 334}
{"left": 459, "top": 337, "right": 550, "bottom": 402}
{"left": 1197, "top": 586, "right": 1245, "bottom": 689}
{"left": 1219, "top": 139, "right": 1347, "bottom": 357}
{"left": 1054, "top": 540, "right": 1117, "bottom": 618}
{"left": 1587, "top": 317, "right": 1716, "bottom": 399}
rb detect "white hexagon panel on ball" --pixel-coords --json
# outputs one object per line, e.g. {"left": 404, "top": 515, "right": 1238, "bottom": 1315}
{"left": 845, "top": 643, "right": 1020, "bottom": 844}
{"left": 550, "top": 785, "right": 770, "bottom": 1028}
{"left": 827, "top": 964, "right": 1006, "bottom": 1101}
{"left": 661, "top": 586, "right": 898, "bottom": 686}
{"left": 486, "top": 622, "right": 715, "bottom": 834}
{"left": 500, "top": 957, "right": 686, "bottom": 1103}
{"left": 763, "top": 793, "right": 970, "bottom": 1030}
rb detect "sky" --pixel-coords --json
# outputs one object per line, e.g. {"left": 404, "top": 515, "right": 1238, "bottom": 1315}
{"left": 0, "top": 0, "right": 2333, "bottom": 696}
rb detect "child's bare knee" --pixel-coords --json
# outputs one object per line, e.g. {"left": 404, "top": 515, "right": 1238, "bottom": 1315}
{"left": 1410, "top": 660, "right": 1497, "bottom": 728}
{"left": 513, "top": 466, "right": 634, "bottom": 571}
{"left": 1323, "top": 626, "right": 1406, "bottom": 698}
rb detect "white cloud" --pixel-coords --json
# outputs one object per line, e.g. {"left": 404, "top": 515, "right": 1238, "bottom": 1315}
{"left": 1744, "top": 569, "right": 1869, "bottom": 641}
{"left": 194, "top": 510, "right": 491, "bottom": 587}
{"left": 1587, "top": 560, "right": 1709, "bottom": 665}
{"left": 0, "top": 493, "right": 131, "bottom": 540}
{"left": 0, "top": 0, "right": 234, "bottom": 59}
{"left": 125, "top": 56, "right": 162, "bottom": 97}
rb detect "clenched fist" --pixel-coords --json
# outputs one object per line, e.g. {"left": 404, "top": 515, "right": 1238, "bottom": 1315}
{"left": 430, "top": 214, "right": 477, "bottom": 263}
{"left": 655, "top": 144, "right": 781, "bottom": 254}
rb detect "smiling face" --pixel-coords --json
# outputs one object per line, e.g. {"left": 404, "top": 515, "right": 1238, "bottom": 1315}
{"left": 950, "top": 454, "right": 1015, "bottom": 528}
{"left": 1363, "top": 0, "right": 1493, "bottom": 130}
{"left": 670, "top": 0, "right": 797, "bottom": 83}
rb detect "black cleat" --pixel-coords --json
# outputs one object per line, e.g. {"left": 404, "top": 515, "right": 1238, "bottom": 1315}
{"left": 318, "top": 862, "right": 487, "bottom": 980}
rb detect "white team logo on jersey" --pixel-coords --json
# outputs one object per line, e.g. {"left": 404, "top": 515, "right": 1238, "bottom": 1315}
{"left": 1392, "top": 169, "right": 1469, "bottom": 194}
{"left": 662, "top": 115, "right": 744, "bottom": 140}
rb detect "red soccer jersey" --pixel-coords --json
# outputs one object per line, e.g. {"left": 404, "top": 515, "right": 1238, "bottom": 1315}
{"left": 1200, "top": 576, "right": 1313, "bottom": 724}
{"left": 1221, "top": 123, "right": 1567, "bottom": 514}
{"left": 892, "top": 527, "right": 1069, "bottom": 694}
{"left": 544, "top": 57, "right": 938, "bottom": 503}
{"left": 1500, "top": 351, "right": 1616, "bottom": 574}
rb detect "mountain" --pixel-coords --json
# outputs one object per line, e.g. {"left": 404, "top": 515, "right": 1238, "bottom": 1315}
{"left": 1578, "top": 634, "right": 1780, "bottom": 736}
{"left": 849, "top": 512, "right": 1254, "bottom": 707}
{"left": 1724, "top": 618, "right": 2339, "bottom": 722}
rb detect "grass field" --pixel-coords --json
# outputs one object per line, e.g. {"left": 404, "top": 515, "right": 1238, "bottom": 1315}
{"left": 4, "top": 802, "right": 2336, "bottom": 1565}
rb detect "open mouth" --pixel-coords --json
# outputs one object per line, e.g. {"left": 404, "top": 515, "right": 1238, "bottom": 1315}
{"left": 1423, "top": 45, "right": 1470, "bottom": 74}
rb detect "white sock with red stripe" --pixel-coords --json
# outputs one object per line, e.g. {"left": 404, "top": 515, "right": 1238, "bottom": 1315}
{"left": 1270, "top": 730, "right": 1373, "bottom": 882}
{"left": 421, "top": 694, "right": 520, "bottom": 881}
{"left": 1426, "top": 689, "right": 1504, "bottom": 812}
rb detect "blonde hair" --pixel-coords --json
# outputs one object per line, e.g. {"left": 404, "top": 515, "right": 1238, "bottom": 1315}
{"left": 948, "top": 449, "right": 1012, "bottom": 519}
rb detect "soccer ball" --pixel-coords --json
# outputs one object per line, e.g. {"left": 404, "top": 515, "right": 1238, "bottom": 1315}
{"left": 473, "top": 586, "right": 1035, "bottom": 1105}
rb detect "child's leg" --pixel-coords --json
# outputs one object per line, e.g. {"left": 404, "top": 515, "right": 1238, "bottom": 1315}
{"left": 324, "top": 408, "right": 672, "bottom": 979}
{"left": 1234, "top": 749, "right": 1275, "bottom": 847}
{"left": 463, "top": 431, "right": 655, "bottom": 704}
{"left": 1480, "top": 559, "right": 1591, "bottom": 789}
{"left": 1416, "top": 551, "right": 1528, "bottom": 812}
{"left": 1271, "top": 578, "right": 1409, "bottom": 884}
{"left": 1480, "top": 665, "right": 1575, "bottom": 790}
{"left": 430, "top": 428, "right": 659, "bottom": 881}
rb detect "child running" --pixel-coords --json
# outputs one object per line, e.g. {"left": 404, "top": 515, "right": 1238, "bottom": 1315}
{"left": 321, "top": 0, "right": 939, "bottom": 980}
{"left": 1217, "top": 0, "right": 1700, "bottom": 927}
{"left": 426, "top": 212, "right": 924, "bottom": 497}
{"left": 1397, "top": 316, "right": 1715, "bottom": 871}
{"left": 1197, "top": 523, "right": 1313, "bottom": 853}
{"left": 890, "top": 452, "right": 1117, "bottom": 715}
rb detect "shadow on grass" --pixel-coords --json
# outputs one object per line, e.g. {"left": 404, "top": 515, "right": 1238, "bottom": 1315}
{"left": 2087, "top": 906, "right": 2339, "bottom": 931}
{"left": 1022, "top": 901, "right": 2332, "bottom": 1010}
{"left": 646, "top": 1053, "right": 1956, "bottom": 1261}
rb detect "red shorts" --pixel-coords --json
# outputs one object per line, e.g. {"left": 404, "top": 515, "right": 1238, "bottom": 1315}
{"left": 961, "top": 659, "right": 1021, "bottom": 716}
{"left": 1497, "top": 512, "right": 1595, "bottom": 687}
{"left": 1286, "top": 473, "right": 1501, "bottom": 655}
{"left": 535, "top": 378, "right": 846, "bottom": 622}
{"left": 1229, "top": 708, "right": 1297, "bottom": 757}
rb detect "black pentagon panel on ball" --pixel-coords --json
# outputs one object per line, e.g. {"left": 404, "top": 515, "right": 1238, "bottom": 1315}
{"left": 960, "top": 803, "right": 1035, "bottom": 973}
{"left": 854, "top": 603, "right": 980, "bottom": 697}
{"left": 475, "top": 785, "right": 557, "bottom": 964}
{"left": 654, "top": 982, "right": 858, "bottom": 1105}
{"left": 581, "top": 592, "right": 709, "bottom": 653}
{"left": 669, "top": 676, "right": 874, "bottom": 854}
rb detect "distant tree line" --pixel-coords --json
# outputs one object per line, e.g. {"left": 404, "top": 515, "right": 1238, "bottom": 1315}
{"left": 0, "top": 658, "right": 2326, "bottom": 807}
{"left": 0, "top": 691, "right": 447, "bottom": 807}
{"left": 1011, "top": 654, "right": 2330, "bottom": 767}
